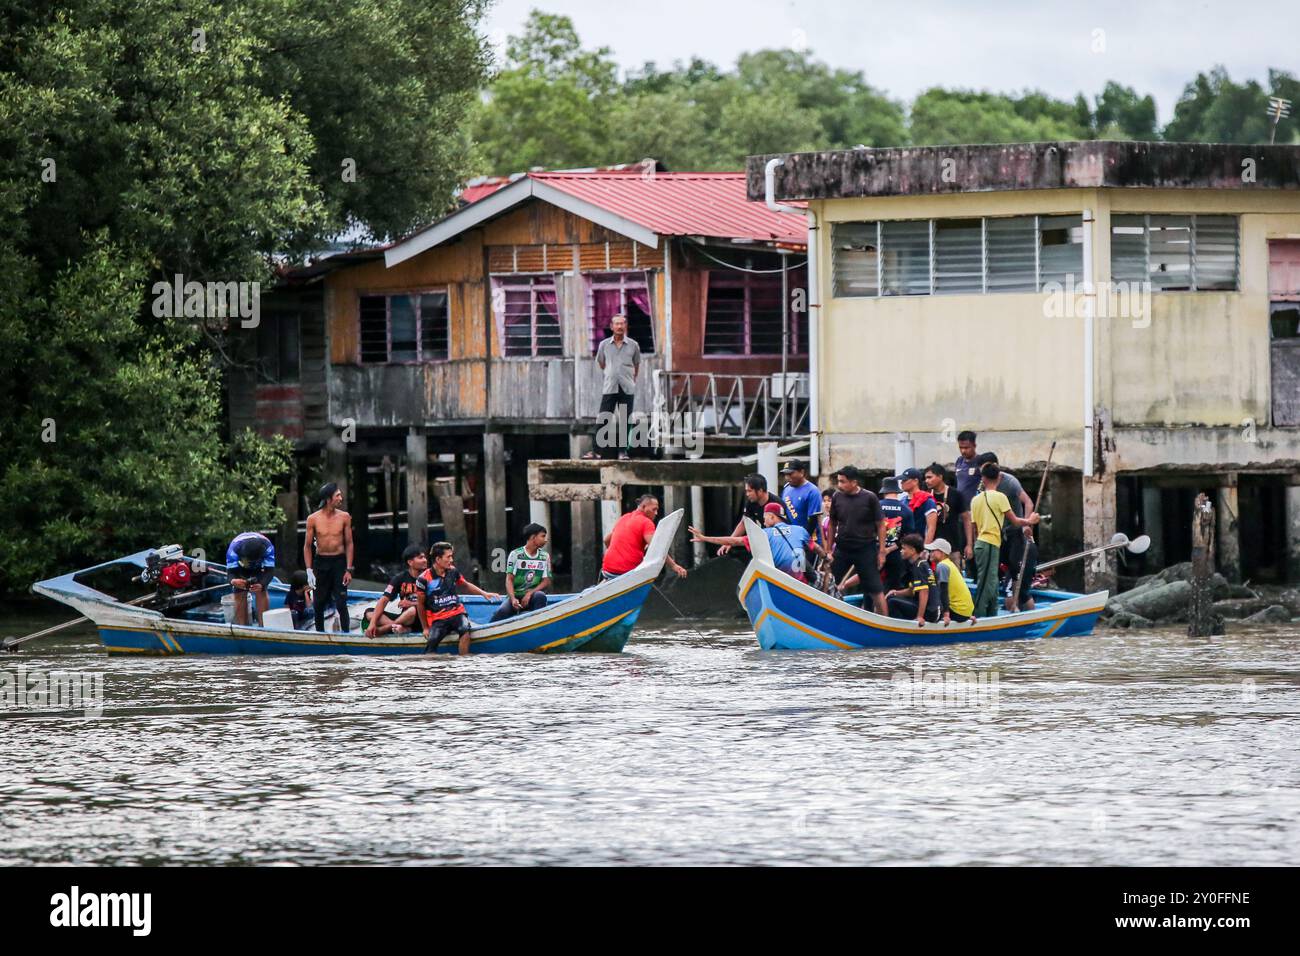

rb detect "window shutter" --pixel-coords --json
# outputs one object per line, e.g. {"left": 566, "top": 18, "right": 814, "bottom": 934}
{"left": 985, "top": 217, "right": 1038, "bottom": 292}
{"left": 420, "top": 293, "right": 449, "bottom": 360}
{"left": 1192, "top": 215, "right": 1238, "bottom": 291}
{"left": 359, "top": 295, "right": 389, "bottom": 363}
{"left": 831, "top": 222, "right": 879, "bottom": 297}
{"left": 1037, "top": 214, "right": 1084, "bottom": 289}
{"left": 1147, "top": 215, "right": 1193, "bottom": 291}
{"left": 881, "top": 220, "right": 931, "bottom": 295}
{"left": 1110, "top": 215, "right": 1148, "bottom": 285}
{"left": 933, "top": 219, "right": 984, "bottom": 294}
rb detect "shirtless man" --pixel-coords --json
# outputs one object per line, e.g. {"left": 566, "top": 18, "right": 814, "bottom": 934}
{"left": 304, "top": 482, "right": 354, "bottom": 632}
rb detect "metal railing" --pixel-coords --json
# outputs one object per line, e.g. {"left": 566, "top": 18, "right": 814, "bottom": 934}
{"left": 651, "top": 370, "right": 810, "bottom": 445}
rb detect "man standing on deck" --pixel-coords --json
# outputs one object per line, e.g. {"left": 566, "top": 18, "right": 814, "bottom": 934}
{"left": 601, "top": 494, "right": 688, "bottom": 581}
{"left": 304, "top": 482, "right": 354, "bottom": 633}
{"left": 825, "top": 465, "right": 887, "bottom": 615}
{"left": 586, "top": 314, "right": 641, "bottom": 461}
{"left": 898, "top": 468, "right": 939, "bottom": 544}
{"left": 718, "top": 474, "right": 790, "bottom": 556}
{"left": 780, "top": 459, "right": 823, "bottom": 545}
{"left": 969, "top": 462, "right": 1040, "bottom": 618}
{"left": 924, "top": 463, "right": 973, "bottom": 569}
{"left": 975, "top": 452, "right": 1037, "bottom": 611}
{"left": 954, "top": 430, "right": 982, "bottom": 501}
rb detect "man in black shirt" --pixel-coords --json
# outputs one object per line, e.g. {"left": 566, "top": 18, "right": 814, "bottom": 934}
{"left": 718, "top": 473, "right": 792, "bottom": 556}
{"left": 365, "top": 544, "right": 427, "bottom": 637}
{"left": 924, "top": 462, "right": 973, "bottom": 569}
{"left": 825, "top": 465, "right": 887, "bottom": 614}
{"left": 885, "top": 534, "right": 940, "bottom": 623}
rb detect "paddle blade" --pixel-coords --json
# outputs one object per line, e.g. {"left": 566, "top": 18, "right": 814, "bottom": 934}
{"left": 1109, "top": 532, "right": 1130, "bottom": 548}
{"left": 1126, "top": 534, "right": 1151, "bottom": 554}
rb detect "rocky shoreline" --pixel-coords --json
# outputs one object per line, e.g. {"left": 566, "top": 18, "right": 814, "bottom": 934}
{"left": 1101, "top": 562, "right": 1300, "bottom": 632}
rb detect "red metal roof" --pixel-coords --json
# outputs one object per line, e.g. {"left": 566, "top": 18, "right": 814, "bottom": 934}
{"left": 528, "top": 172, "right": 806, "bottom": 247}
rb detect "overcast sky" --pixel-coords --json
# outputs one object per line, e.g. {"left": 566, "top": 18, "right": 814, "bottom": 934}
{"left": 482, "top": 0, "right": 1294, "bottom": 125}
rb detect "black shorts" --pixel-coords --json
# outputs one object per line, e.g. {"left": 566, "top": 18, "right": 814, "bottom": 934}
{"left": 232, "top": 568, "right": 274, "bottom": 590}
{"left": 831, "top": 540, "right": 883, "bottom": 595}
{"left": 425, "top": 613, "right": 472, "bottom": 651}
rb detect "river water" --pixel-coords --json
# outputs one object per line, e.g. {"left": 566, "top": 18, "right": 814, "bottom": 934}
{"left": 1, "top": 613, "right": 1297, "bottom": 866}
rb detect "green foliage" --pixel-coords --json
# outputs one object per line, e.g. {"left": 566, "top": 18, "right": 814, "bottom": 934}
{"left": 910, "top": 89, "right": 1091, "bottom": 145}
{"left": 1164, "top": 65, "right": 1297, "bottom": 144}
{"left": 0, "top": 0, "right": 488, "bottom": 594}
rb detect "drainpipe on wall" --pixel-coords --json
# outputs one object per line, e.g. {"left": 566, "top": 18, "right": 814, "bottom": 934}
{"left": 765, "top": 157, "right": 821, "bottom": 476}
{"left": 1081, "top": 208, "right": 1096, "bottom": 478}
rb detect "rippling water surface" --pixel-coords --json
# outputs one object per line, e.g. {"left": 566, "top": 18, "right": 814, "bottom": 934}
{"left": 1, "top": 614, "right": 1297, "bottom": 865}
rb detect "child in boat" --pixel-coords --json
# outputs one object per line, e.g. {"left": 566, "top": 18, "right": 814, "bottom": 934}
{"left": 884, "top": 534, "right": 940, "bottom": 624}
{"left": 417, "top": 541, "right": 500, "bottom": 655}
{"left": 365, "top": 544, "right": 428, "bottom": 637}
{"left": 286, "top": 571, "right": 312, "bottom": 630}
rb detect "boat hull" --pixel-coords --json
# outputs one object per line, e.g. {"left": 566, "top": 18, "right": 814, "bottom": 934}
{"left": 739, "top": 562, "right": 1107, "bottom": 651}
{"left": 33, "top": 511, "right": 683, "bottom": 657}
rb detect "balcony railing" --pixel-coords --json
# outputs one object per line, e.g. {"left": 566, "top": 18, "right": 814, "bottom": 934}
{"left": 651, "top": 370, "right": 810, "bottom": 445}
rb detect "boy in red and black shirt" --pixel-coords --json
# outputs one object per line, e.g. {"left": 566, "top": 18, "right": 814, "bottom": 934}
{"left": 417, "top": 541, "right": 500, "bottom": 655}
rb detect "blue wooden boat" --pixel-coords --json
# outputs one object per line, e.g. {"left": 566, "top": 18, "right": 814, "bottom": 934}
{"left": 737, "top": 519, "right": 1108, "bottom": 650}
{"left": 32, "top": 510, "right": 683, "bottom": 656}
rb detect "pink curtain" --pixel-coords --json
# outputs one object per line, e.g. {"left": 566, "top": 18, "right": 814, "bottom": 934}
{"left": 535, "top": 286, "right": 557, "bottom": 316}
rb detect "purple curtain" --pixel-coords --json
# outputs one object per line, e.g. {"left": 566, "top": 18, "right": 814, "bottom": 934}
{"left": 591, "top": 288, "right": 622, "bottom": 353}
{"left": 629, "top": 282, "right": 651, "bottom": 318}
{"left": 535, "top": 286, "right": 557, "bottom": 316}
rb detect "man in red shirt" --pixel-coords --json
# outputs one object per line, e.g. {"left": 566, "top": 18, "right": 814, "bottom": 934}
{"left": 601, "top": 494, "right": 688, "bottom": 581}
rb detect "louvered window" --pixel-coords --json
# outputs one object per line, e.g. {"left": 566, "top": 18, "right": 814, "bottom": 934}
{"left": 831, "top": 222, "right": 880, "bottom": 297}
{"left": 934, "top": 219, "right": 984, "bottom": 294}
{"left": 1109, "top": 215, "right": 1238, "bottom": 291}
{"left": 358, "top": 292, "right": 449, "bottom": 364}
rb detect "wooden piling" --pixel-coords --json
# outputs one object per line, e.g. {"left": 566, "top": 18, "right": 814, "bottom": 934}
{"left": 1188, "top": 492, "right": 1220, "bottom": 637}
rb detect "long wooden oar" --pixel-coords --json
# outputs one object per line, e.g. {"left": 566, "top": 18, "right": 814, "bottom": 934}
{"left": 1010, "top": 441, "right": 1055, "bottom": 611}
{"left": 1036, "top": 533, "right": 1150, "bottom": 572}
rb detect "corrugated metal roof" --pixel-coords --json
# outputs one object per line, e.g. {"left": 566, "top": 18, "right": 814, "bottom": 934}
{"left": 528, "top": 171, "right": 807, "bottom": 246}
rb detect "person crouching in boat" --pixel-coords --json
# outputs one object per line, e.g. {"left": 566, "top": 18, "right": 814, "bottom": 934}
{"left": 600, "top": 494, "right": 688, "bottom": 581}
{"left": 884, "top": 534, "right": 939, "bottom": 625}
{"left": 490, "top": 523, "right": 552, "bottom": 622}
{"left": 364, "top": 544, "right": 427, "bottom": 638}
{"left": 689, "top": 502, "right": 819, "bottom": 581}
{"left": 226, "top": 532, "right": 275, "bottom": 627}
{"left": 287, "top": 570, "right": 313, "bottom": 629}
{"left": 416, "top": 542, "right": 500, "bottom": 655}
{"left": 926, "top": 538, "right": 974, "bottom": 625}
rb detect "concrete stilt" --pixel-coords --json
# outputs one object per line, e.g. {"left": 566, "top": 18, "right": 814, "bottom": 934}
{"left": 483, "top": 432, "right": 507, "bottom": 569}
{"left": 1286, "top": 482, "right": 1300, "bottom": 584}
{"left": 662, "top": 484, "right": 691, "bottom": 567}
{"left": 1082, "top": 472, "right": 1117, "bottom": 593}
{"left": 1217, "top": 478, "right": 1242, "bottom": 584}
{"left": 1141, "top": 482, "right": 1165, "bottom": 569}
{"left": 529, "top": 499, "right": 550, "bottom": 531}
{"left": 324, "top": 434, "right": 349, "bottom": 506}
{"left": 568, "top": 434, "right": 600, "bottom": 589}
{"left": 405, "top": 428, "right": 428, "bottom": 548}
{"left": 690, "top": 486, "right": 707, "bottom": 566}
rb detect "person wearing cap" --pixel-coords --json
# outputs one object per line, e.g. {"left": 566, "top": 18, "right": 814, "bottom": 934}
{"left": 226, "top": 531, "right": 276, "bottom": 626}
{"left": 780, "top": 459, "right": 823, "bottom": 544}
{"left": 365, "top": 543, "right": 428, "bottom": 637}
{"left": 689, "top": 502, "right": 816, "bottom": 580}
{"left": 927, "top": 538, "right": 975, "bottom": 624}
{"left": 898, "top": 467, "right": 939, "bottom": 544}
{"left": 826, "top": 465, "right": 887, "bottom": 614}
{"left": 877, "top": 476, "right": 917, "bottom": 591}
{"left": 884, "top": 534, "right": 939, "bottom": 624}
{"left": 304, "top": 481, "right": 354, "bottom": 633}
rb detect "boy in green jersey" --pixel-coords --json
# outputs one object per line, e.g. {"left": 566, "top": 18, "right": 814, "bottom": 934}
{"left": 490, "top": 523, "right": 552, "bottom": 622}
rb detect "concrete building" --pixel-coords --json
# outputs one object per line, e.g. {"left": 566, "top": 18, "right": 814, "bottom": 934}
{"left": 749, "top": 141, "right": 1300, "bottom": 590}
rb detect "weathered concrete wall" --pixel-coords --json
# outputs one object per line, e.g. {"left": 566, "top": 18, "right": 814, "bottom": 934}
{"left": 749, "top": 142, "right": 1300, "bottom": 202}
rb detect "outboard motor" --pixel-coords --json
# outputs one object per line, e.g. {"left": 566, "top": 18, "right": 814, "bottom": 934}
{"left": 140, "top": 545, "right": 205, "bottom": 617}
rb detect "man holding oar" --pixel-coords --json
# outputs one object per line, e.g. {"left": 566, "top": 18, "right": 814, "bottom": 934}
{"left": 969, "top": 462, "right": 1041, "bottom": 618}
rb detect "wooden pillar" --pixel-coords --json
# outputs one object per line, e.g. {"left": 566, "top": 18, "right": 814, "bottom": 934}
{"left": 568, "top": 433, "right": 600, "bottom": 589}
{"left": 1189, "top": 492, "right": 1218, "bottom": 637}
{"left": 350, "top": 455, "right": 370, "bottom": 571}
{"left": 662, "top": 484, "right": 691, "bottom": 567}
{"left": 1141, "top": 482, "right": 1165, "bottom": 570}
{"left": 437, "top": 492, "right": 477, "bottom": 579}
{"left": 1082, "top": 472, "right": 1117, "bottom": 593}
{"left": 275, "top": 477, "right": 299, "bottom": 574}
{"left": 405, "top": 428, "right": 428, "bottom": 548}
{"left": 1287, "top": 482, "right": 1300, "bottom": 585}
{"left": 1216, "top": 476, "right": 1241, "bottom": 584}
{"left": 483, "top": 431, "right": 508, "bottom": 569}
{"left": 324, "top": 434, "right": 349, "bottom": 506}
